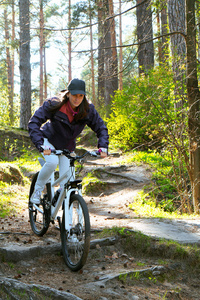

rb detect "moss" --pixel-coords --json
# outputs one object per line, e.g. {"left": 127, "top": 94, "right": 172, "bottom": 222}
{"left": 83, "top": 181, "right": 108, "bottom": 195}
{"left": 94, "top": 227, "right": 200, "bottom": 268}
{"left": 0, "top": 164, "right": 24, "bottom": 184}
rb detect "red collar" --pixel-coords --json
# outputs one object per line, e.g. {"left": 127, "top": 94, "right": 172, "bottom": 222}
{"left": 59, "top": 101, "right": 79, "bottom": 123}
{"left": 67, "top": 101, "right": 79, "bottom": 116}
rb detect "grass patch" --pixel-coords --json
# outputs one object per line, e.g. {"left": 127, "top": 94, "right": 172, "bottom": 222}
{"left": 120, "top": 150, "right": 195, "bottom": 216}
{"left": 0, "top": 152, "right": 40, "bottom": 218}
{"left": 94, "top": 227, "right": 200, "bottom": 268}
{"left": 0, "top": 181, "right": 29, "bottom": 217}
{"left": 82, "top": 172, "right": 107, "bottom": 195}
{"left": 13, "top": 150, "right": 41, "bottom": 173}
{"left": 129, "top": 191, "right": 197, "bottom": 219}
{"left": 0, "top": 161, "right": 31, "bottom": 217}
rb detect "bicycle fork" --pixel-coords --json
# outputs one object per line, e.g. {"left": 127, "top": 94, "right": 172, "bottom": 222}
{"left": 64, "top": 187, "right": 82, "bottom": 233}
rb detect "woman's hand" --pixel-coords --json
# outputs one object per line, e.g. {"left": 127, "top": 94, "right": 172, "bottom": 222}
{"left": 100, "top": 151, "right": 107, "bottom": 158}
{"left": 43, "top": 149, "right": 51, "bottom": 155}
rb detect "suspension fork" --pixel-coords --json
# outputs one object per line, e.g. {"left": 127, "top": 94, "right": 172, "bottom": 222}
{"left": 64, "top": 188, "right": 82, "bottom": 232}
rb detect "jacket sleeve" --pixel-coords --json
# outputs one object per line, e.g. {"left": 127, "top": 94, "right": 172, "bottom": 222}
{"left": 87, "top": 104, "right": 109, "bottom": 150}
{"left": 28, "top": 100, "right": 54, "bottom": 150}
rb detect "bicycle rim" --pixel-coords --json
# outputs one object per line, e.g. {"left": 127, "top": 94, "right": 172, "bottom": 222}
{"left": 61, "top": 194, "right": 90, "bottom": 271}
{"left": 28, "top": 172, "right": 51, "bottom": 237}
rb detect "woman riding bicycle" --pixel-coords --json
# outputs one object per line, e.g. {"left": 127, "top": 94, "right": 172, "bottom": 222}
{"left": 28, "top": 78, "right": 109, "bottom": 204}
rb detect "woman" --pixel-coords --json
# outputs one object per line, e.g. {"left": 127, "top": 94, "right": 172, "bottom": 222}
{"left": 28, "top": 78, "right": 109, "bottom": 204}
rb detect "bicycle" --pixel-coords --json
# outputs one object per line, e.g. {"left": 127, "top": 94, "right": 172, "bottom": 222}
{"left": 28, "top": 149, "right": 98, "bottom": 271}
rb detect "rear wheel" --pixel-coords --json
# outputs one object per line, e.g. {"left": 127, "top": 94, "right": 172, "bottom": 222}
{"left": 29, "top": 172, "right": 51, "bottom": 236}
{"left": 61, "top": 193, "right": 90, "bottom": 271}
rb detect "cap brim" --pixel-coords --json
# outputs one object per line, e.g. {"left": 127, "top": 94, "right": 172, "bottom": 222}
{"left": 70, "top": 90, "right": 86, "bottom": 95}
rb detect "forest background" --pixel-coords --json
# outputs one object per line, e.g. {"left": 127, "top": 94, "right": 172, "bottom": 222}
{"left": 1, "top": 0, "right": 200, "bottom": 216}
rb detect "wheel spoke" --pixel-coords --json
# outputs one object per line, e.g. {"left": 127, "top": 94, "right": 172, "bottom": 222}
{"left": 61, "top": 194, "right": 90, "bottom": 271}
{"left": 29, "top": 172, "right": 50, "bottom": 237}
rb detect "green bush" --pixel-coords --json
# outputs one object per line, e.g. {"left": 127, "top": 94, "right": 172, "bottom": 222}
{"left": 127, "top": 150, "right": 191, "bottom": 214}
{"left": 107, "top": 66, "right": 184, "bottom": 151}
{"left": 0, "top": 93, "right": 20, "bottom": 127}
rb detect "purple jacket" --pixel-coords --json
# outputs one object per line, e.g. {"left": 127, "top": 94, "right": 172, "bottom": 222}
{"left": 28, "top": 98, "right": 109, "bottom": 151}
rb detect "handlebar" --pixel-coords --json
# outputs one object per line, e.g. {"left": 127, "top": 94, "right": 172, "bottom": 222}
{"left": 51, "top": 149, "right": 99, "bottom": 161}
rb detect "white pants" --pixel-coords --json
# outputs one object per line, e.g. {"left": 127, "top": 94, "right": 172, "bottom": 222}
{"left": 34, "top": 139, "right": 70, "bottom": 192}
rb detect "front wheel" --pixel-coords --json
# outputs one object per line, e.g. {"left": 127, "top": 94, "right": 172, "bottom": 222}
{"left": 28, "top": 172, "right": 51, "bottom": 237}
{"left": 61, "top": 193, "right": 90, "bottom": 271}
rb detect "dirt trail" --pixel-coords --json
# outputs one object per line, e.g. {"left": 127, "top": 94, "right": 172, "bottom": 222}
{"left": 0, "top": 154, "right": 200, "bottom": 299}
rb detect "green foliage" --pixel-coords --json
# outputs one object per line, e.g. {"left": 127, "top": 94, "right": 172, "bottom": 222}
{"left": 0, "top": 158, "right": 31, "bottom": 217}
{"left": 0, "top": 95, "right": 20, "bottom": 127}
{"left": 0, "top": 163, "right": 25, "bottom": 184}
{"left": 107, "top": 65, "right": 192, "bottom": 213}
{"left": 121, "top": 46, "right": 138, "bottom": 83}
{"left": 0, "top": 195, "right": 15, "bottom": 217}
{"left": 71, "top": 1, "right": 96, "bottom": 27}
{"left": 82, "top": 171, "right": 107, "bottom": 195}
{"left": 107, "top": 66, "right": 183, "bottom": 151}
{"left": 123, "top": 150, "right": 194, "bottom": 216}
{"left": 0, "top": 142, "right": 40, "bottom": 218}
{"left": 0, "top": 92, "right": 10, "bottom": 125}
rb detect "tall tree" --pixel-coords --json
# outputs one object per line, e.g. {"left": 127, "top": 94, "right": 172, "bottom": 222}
{"left": 11, "top": 0, "right": 15, "bottom": 100}
{"left": 68, "top": 0, "right": 72, "bottom": 82}
{"left": 89, "top": 0, "right": 96, "bottom": 105}
{"left": 168, "top": 0, "right": 186, "bottom": 99}
{"left": 19, "top": 0, "right": 31, "bottom": 129}
{"left": 104, "top": 0, "right": 118, "bottom": 107}
{"left": 186, "top": 0, "right": 200, "bottom": 213}
{"left": 156, "top": 8, "right": 162, "bottom": 63}
{"left": 119, "top": 0, "right": 123, "bottom": 90}
{"left": 97, "top": 0, "right": 105, "bottom": 107}
{"left": 4, "top": 7, "right": 14, "bottom": 125}
{"left": 36, "top": 1, "right": 58, "bottom": 100}
{"left": 39, "top": 0, "right": 44, "bottom": 105}
{"left": 44, "top": 44, "right": 47, "bottom": 99}
{"left": 196, "top": 1, "right": 200, "bottom": 61}
{"left": 97, "top": 0, "right": 118, "bottom": 108}
{"left": 160, "top": 3, "right": 169, "bottom": 64}
{"left": 136, "top": 0, "right": 154, "bottom": 75}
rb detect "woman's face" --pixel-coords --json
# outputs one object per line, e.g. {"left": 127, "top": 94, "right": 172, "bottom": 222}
{"left": 68, "top": 92, "right": 84, "bottom": 110}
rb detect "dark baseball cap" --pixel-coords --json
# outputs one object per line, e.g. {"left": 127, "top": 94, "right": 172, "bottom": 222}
{"left": 67, "top": 78, "right": 86, "bottom": 95}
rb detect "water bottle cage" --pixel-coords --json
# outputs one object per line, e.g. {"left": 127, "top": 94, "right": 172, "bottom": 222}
{"left": 52, "top": 189, "right": 61, "bottom": 206}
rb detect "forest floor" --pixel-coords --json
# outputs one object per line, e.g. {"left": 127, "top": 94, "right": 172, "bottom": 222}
{"left": 0, "top": 153, "right": 200, "bottom": 299}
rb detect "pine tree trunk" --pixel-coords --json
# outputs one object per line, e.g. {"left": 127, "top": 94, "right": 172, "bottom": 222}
{"left": 186, "top": 0, "right": 200, "bottom": 213}
{"left": 197, "top": 2, "right": 200, "bottom": 61}
{"left": 156, "top": 10, "right": 162, "bottom": 64}
{"left": 68, "top": 0, "right": 72, "bottom": 82}
{"left": 104, "top": 0, "right": 118, "bottom": 107}
{"left": 11, "top": 0, "right": 15, "bottom": 100}
{"left": 4, "top": 8, "right": 14, "bottom": 125}
{"left": 19, "top": 0, "right": 31, "bottom": 129}
{"left": 109, "top": 0, "right": 118, "bottom": 90}
{"left": 97, "top": 0, "right": 118, "bottom": 109}
{"left": 89, "top": 0, "right": 96, "bottom": 106}
{"left": 44, "top": 44, "right": 47, "bottom": 99}
{"left": 136, "top": 0, "right": 154, "bottom": 75}
{"left": 168, "top": 0, "right": 186, "bottom": 99}
{"left": 97, "top": 0, "right": 105, "bottom": 107}
{"left": 119, "top": 0, "right": 123, "bottom": 90}
{"left": 39, "top": 0, "right": 44, "bottom": 105}
{"left": 160, "top": 5, "right": 169, "bottom": 64}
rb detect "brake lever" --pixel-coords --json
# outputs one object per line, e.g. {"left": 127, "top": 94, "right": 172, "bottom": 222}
{"left": 90, "top": 151, "right": 98, "bottom": 157}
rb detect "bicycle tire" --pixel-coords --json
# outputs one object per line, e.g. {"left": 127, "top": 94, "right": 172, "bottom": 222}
{"left": 28, "top": 172, "right": 51, "bottom": 237}
{"left": 61, "top": 193, "right": 90, "bottom": 271}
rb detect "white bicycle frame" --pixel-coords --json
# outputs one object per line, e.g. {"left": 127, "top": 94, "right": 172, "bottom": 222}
{"left": 38, "top": 153, "right": 83, "bottom": 233}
